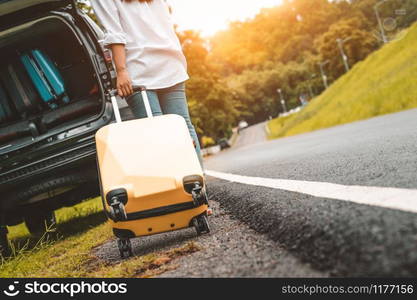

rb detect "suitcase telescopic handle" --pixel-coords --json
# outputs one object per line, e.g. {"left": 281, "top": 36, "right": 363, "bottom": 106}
{"left": 133, "top": 86, "right": 153, "bottom": 119}
{"left": 109, "top": 85, "right": 153, "bottom": 124}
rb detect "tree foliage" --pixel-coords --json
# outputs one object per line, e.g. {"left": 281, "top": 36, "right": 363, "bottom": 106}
{"left": 177, "top": 31, "right": 239, "bottom": 141}
{"left": 78, "top": 0, "right": 417, "bottom": 142}
{"left": 206, "top": 0, "right": 417, "bottom": 129}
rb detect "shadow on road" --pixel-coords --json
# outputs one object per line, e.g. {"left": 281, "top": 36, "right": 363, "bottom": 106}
{"left": 94, "top": 225, "right": 197, "bottom": 264}
{"left": 133, "top": 229, "right": 196, "bottom": 257}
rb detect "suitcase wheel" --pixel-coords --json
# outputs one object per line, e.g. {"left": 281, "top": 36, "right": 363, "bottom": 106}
{"left": 117, "top": 238, "right": 133, "bottom": 259}
{"left": 193, "top": 215, "right": 210, "bottom": 236}
{"left": 191, "top": 183, "right": 209, "bottom": 206}
{"left": 109, "top": 201, "right": 127, "bottom": 222}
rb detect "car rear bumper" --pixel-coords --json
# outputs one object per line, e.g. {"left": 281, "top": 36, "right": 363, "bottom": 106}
{"left": 0, "top": 138, "right": 97, "bottom": 193}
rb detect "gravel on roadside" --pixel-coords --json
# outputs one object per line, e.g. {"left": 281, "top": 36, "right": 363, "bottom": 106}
{"left": 94, "top": 201, "right": 326, "bottom": 278}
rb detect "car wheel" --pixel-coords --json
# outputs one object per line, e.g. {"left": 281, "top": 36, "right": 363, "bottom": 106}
{"left": 9, "top": 171, "right": 98, "bottom": 205}
{"left": 24, "top": 211, "right": 57, "bottom": 237}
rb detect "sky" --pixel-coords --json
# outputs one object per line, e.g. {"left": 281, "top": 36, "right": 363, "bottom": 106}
{"left": 169, "top": 0, "right": 283, "bottom": 37}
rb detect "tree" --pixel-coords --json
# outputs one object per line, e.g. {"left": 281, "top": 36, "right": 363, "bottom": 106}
{"left": 178, "top": 31, "right": 239, "bottom": 141}
{"left": 314, "top": 16, "right": 378, "bottom": 80}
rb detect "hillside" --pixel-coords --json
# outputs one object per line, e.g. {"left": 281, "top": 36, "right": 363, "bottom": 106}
{"left": 268, "top": 22, "right": 417, "bottom": 139}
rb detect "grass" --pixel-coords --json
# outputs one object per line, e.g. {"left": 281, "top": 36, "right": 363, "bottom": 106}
{"left": 268, "top": 23, "right": 417, "bottom": 140}
{"left": 0, "top": 198, "right": 200, "bottom": 278}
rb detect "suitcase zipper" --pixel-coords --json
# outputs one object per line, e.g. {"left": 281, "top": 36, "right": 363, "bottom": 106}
{"left": 108, "top": 201, "right": 200, "bottom": 223}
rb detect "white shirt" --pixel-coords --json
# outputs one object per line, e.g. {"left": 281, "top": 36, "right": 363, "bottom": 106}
{"left": 90, "top": 0, "right": 189, "bottom": 90}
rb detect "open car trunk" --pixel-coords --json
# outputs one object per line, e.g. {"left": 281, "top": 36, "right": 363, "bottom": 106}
{"left": 0, "top": 15, "right": 102, "bottom": 150}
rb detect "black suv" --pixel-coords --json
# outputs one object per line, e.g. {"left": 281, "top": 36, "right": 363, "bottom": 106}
{"left": 0, "top": 0, "right": 131, "bottom": 256}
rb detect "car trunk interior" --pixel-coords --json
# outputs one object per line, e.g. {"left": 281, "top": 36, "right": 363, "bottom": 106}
{"left": 0, "top": 16, "right": 102, "bottom": 150}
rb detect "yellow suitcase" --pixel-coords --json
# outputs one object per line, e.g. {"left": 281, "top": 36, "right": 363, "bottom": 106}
{"left": 96, "top": 87, "right": 210, "bottom": 258}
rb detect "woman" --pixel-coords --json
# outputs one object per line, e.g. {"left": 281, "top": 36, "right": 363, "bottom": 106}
{"left": 90, "top": 0, "right": 203, "bottom": 165}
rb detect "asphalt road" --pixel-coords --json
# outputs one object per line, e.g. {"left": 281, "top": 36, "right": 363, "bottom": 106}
{"left": 233, "top": 121, "right": 267, "bottom": 149}
{"left": 205, "top": 109, "right": 417, "bottom": 277}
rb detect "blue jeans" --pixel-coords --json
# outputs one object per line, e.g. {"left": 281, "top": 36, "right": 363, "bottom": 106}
{"left": 126, "top": 82, "right": 203, "bottom": 167}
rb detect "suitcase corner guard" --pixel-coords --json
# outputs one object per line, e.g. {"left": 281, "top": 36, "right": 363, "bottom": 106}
{"left": 106, "top": 188, "right": 128, "bottom": 206}
{"left": 183, "top": 175, "right": 204, "bottom": 194}
{"left": 107, "top": 188, "right": 129, "bottom": 222}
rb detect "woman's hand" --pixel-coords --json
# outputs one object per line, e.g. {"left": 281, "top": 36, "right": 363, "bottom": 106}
{"left": 110, "top": 44, "right": 133, "bottom": 97}
{"left": 117, "top": 69, "right": 133, "bottom": 97}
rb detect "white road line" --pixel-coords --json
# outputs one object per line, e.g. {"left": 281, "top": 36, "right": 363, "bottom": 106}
{"left": 206, "top": 170, "right": 417, "bottom": 214}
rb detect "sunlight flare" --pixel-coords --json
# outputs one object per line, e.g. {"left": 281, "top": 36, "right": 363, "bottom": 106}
{"left": 169, "top": 0, "right": 283, "bottom": 36}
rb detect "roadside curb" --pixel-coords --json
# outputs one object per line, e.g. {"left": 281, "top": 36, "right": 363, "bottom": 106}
{"left": 228, "top": 129, "right": 239, "bottom": 147}
{"left": 202, "top": 129, "right": 239, "bottom": 158}
{"left": 264, "top": 122, "right": 271, "bottom": 137}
